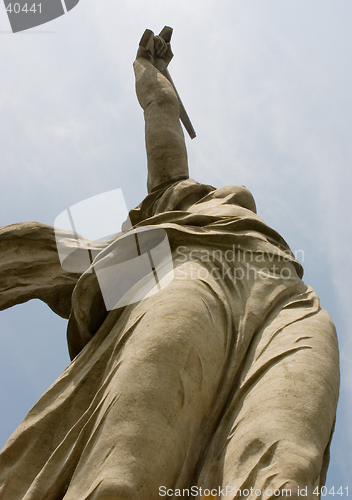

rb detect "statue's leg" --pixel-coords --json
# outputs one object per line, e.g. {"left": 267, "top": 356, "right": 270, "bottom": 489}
{"left": 133, "top": 57, "right": 189, "bottom": 193}
{"left": 218, "top": 306, "right": 339, "bottom": 498}
{"left": 62, "top": 261, "right": 229, "bottom": 500}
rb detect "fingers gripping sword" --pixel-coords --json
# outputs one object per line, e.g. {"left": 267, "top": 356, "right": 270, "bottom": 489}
{"left": 139, "top": 26, "right": 196, "bottom": 140}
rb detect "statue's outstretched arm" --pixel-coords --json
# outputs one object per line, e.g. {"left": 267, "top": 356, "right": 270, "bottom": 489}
{"left": 133, "top": 31, "right": 189, "bottom": 193}
{"left": 0, "top": 222, "right": 81, "bottom": 319}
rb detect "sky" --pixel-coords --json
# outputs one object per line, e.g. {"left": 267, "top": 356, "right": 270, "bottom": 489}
{"left": 0, "top": 0, "right": 351, "bottom": 489}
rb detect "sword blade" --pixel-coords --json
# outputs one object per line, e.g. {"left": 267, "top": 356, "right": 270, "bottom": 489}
{"left": 161, "top": 68, "right": 196, "bottom": 140}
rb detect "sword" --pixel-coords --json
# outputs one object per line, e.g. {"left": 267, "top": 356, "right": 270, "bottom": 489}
{"left": 139, "top": 26, "right": 196, "bottom": 140}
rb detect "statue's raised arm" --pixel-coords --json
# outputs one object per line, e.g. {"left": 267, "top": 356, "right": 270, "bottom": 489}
{"left": 134, "top": 29, "right": 189, "bottom": 192}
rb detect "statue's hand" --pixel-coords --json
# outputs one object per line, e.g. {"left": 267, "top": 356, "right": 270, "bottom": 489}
{"left": 153, "top": 35, "right": 173, "bottom": 72}
{"left": 137, "top": 28, "right": 174, "bottom": 72}
{"left": 0, "top": 222, "right": 81, "bottom": 318}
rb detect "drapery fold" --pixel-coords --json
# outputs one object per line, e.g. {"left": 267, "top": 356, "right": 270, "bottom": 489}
{"left": 0, "top": 178, "right": 338, "bottom": 499}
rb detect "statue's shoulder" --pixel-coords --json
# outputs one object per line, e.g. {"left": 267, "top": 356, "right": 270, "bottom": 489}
{"left": 210, "top": 185, "right": 257, "bottom": 213}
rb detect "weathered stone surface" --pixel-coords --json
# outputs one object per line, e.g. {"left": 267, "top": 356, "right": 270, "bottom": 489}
{"left": 0, "top": 222, "right": 79, "bottom": 318}
{"left": 0, "top": 30, "right": 339, "bottom": 500}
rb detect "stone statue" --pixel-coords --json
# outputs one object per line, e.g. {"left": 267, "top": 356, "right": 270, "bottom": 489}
{"left": 0, "top": 28, "right": 339, "bottom": 500}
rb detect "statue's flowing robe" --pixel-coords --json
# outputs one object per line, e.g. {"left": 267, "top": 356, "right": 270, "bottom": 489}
{"left": 0, "top": 178, "right": 339, "bottom": 499}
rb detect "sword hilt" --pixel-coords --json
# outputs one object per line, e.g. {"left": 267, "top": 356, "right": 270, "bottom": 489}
{"left": 158, "top": 26, "right": 173, "bottom": 44}
{"left": 139, "top": 27, "right": 173, "bottom": 69}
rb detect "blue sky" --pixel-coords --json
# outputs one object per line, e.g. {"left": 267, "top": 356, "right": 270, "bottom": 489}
{"left": 0, "top": 0, "right": 351, "bottom": 488}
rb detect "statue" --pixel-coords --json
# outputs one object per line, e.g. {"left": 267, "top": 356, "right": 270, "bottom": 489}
{"left": 0, "top": 28, "right": 339, "bottom": 500}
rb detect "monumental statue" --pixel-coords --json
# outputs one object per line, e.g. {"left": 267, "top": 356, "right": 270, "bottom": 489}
{"left": 0, "top": 28, "right": 339, "bottom": 500}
